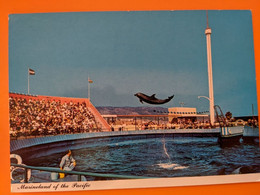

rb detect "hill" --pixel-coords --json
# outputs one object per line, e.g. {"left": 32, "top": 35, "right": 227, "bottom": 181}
{"left": 96, "top": 106, "right": 168, "bottom": 115}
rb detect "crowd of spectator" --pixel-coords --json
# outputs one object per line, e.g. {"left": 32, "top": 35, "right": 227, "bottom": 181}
{"left": 9, "top": 97, "right": 101, "bottom": 139}
{"left": 108, "top": 116, "right": 258, "bottom": 131}
{"left": 9, "top": 96, "right": 258, "bottom": 139}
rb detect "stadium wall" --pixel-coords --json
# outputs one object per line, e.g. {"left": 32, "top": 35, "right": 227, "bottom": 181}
{"left": 10, "top": 129, "right": 220, "bottom": 153}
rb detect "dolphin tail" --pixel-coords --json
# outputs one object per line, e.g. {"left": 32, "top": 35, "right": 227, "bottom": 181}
{"left": 168, "top": 95, "right": 174, "bottom": 100}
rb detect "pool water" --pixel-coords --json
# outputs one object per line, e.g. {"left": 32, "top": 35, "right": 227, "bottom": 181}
{"left": 23, "top": 137, "right": 260, "bottom": 180}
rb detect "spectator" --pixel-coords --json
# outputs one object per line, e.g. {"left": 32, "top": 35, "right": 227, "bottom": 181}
{"left": 9, "top": 96, "right": 101, "bottom": 138}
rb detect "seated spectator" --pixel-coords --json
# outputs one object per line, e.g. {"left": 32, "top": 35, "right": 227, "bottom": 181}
{"left": 9, "top": 96, "right": 102, "bottom": 138}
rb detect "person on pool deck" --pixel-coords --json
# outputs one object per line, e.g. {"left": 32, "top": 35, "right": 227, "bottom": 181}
{"left": 60, "top": 150, "right": 76, "bottom": 172}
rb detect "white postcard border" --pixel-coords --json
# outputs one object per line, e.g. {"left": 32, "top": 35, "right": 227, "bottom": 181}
{"left": 11, "top": 173, "right": 260, "bottom": 192}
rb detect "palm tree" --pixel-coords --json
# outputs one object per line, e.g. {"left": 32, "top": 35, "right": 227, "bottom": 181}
{"left": 225, "top": 111, "right": 232, "bottom": 121}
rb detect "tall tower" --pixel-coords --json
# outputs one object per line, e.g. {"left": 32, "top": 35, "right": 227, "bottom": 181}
{"left": 205, "top": 11, "right": 215, "bottom": 125}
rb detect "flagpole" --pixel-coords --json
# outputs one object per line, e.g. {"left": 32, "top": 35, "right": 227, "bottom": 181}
{"left": 28, "top": 68, "right": 30, "bottom": 94}
{"left": 88, "top": 76, "right": 90, "bottom": 100}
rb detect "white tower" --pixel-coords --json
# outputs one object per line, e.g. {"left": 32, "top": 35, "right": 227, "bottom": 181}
{"left": 205, "top": 11, "right": 215, "bottom": 125}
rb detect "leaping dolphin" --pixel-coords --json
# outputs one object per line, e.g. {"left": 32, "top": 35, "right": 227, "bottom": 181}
{"left": 134, "top": 92, "right": 174, "bottom": 105}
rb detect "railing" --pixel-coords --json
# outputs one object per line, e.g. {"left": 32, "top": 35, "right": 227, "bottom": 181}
{"left": 214, "top": 105, "right": 227, "bottom": 127}
{"left": 11, "top": 163, "right": 154, "bottom": 183}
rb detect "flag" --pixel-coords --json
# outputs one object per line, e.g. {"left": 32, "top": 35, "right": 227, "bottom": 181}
{"left": 88, "top": 78, "right": 93, "bottom": 83}
{"left": 29, "top": 68, "right": 35, "bottom": 75}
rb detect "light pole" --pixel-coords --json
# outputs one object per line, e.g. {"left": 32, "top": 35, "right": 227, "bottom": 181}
{"left": 88, "top": 76, "right": 93, "bottom": 100}
{"left": 205, "top": 11, "right": 215, "bottom": 125}
{"left": 198, "top": 96, "right": 210, "bottom": 101}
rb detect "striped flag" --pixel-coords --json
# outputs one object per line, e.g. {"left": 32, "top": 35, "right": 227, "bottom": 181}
{"left": 29, "top": 68, "right": 35, "bottom": 75}
{"left": 88, "top": 78, "right": 93, "bottom": 83}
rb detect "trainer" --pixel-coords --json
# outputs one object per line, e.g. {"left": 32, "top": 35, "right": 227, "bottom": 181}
{"left": 60, "top": 150, "right": 76, "bottom": 171}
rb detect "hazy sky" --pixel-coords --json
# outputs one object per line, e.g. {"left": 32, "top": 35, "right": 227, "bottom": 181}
{"left": 9, "top": 10, "right": 257, "bottom": 116}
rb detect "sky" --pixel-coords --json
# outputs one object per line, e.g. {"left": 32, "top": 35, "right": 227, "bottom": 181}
{"left": 9, "top": 10, "right": 257, "bottom": 116}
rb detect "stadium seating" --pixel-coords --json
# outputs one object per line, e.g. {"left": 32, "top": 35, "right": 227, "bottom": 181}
{"left": 9, "top": 93, "right": 109, "bottom": 139}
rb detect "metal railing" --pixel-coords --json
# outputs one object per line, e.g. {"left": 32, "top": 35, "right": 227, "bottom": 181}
{"left": 11, "top": 163, "right": 154, "bottom": 183}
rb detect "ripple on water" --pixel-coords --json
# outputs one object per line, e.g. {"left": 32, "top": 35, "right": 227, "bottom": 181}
{"left": 24, "top": 137, "right": 260, "bottom": 178}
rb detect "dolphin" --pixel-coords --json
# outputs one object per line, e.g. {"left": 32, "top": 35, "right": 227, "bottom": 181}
{"left": 134, "top": 92, "right": 174, "bottom": 105}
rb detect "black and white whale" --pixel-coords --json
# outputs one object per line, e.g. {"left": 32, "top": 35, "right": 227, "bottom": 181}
{"left": 134, "top": 92, "right": 174, "bottom": 105}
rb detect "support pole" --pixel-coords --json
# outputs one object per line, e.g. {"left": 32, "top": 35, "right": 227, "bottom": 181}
{"left": 252, "top": 104, "right": 255, "bottom": 120}
{"left": 205, "top": 11, "right": 215, "bottom": 126}
{"left": 24, "top": 168, "right": 28, "bottom": 183}
{"left": 88, "top": 76, "right": 90, "bottom": 100}
{"left": 28, "top": 68, "right": 30, "bottom": 94}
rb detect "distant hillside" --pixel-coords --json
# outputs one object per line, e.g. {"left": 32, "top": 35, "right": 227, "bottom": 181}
{"left": 96, "top": 106, "right": 168, "bottom": 115}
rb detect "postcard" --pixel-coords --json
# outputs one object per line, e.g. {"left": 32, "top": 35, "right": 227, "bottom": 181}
{"left": 8, "top": 10, "right": 260, "bottom": 192}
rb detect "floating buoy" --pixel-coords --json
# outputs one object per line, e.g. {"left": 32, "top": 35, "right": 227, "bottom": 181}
{"left": 10, "top": 154, "right": 22, "bottom": 165}
{"left": 10, "top": 154, "right": 31, "bottom": 182}
{"left": 10, "top": 164, "right": 31, "bottom": 183}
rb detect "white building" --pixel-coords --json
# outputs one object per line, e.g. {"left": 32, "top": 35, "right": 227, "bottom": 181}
{"left": 168, "top": 107, "right": 209, "bottom": 123}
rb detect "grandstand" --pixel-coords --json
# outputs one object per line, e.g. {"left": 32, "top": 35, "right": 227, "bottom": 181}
{"left": 10, "top": 93, "right": 256, "bottom": 139}
{"left": 9, "top": 93, "right": 110, "bottom": 139}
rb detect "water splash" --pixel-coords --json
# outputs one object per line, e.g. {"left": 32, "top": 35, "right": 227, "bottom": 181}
{"left": 162, "top": 134, "right": 171, "bottom": 161}
{"left": 160, "top": 135, "right": 188, "bottom": 170}
{"left": 157, "top": 163, "right": 188, "bottom": 170}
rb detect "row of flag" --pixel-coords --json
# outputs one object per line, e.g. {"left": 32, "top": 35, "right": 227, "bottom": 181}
{"left": 153, "top": 110, "right": 209, "bottom": 114}
{"left": 28, "top": 68, "right": 94, "bottom": 83}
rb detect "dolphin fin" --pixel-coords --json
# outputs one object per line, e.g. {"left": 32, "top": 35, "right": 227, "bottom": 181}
{"left": 151, "top": 94, "right": 156, "bottom": 99}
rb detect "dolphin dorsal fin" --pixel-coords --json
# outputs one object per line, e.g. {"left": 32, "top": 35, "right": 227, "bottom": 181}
{"left": 151, "top": 94, "right": 156, "bottom": 98}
